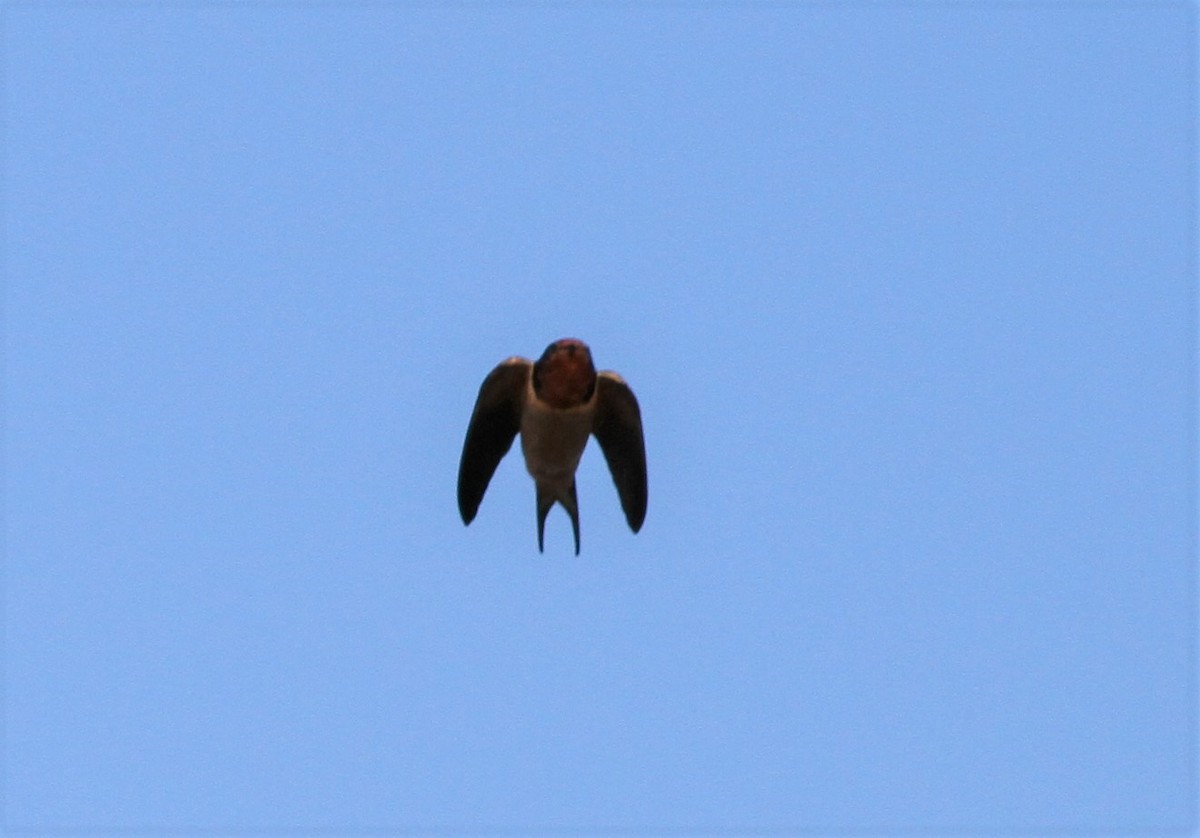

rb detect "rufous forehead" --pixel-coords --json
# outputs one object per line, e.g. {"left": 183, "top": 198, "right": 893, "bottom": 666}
{"left": 536, "top": 338, "right": 594, "bottom": 373}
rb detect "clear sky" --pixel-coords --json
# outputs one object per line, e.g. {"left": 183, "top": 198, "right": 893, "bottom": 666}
{"left": 3, "top": 3, "right": 1195, "bottom": 835}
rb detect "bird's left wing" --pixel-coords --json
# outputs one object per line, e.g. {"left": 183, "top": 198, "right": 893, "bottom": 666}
{"left": 592, "top": 371, "right": 648, "bottom": 533}
{"left": 457, "top": 358, "right": 531, "bottom": 525}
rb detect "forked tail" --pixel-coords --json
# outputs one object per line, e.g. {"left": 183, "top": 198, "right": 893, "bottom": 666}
{"left": 536, "top": 481, "right": 580, "bottom": 555}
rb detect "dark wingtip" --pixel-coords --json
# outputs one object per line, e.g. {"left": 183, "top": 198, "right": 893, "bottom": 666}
{"left": 627, "top": 500, "right": 645, "bottom": 533}
{"left": 459, "top": 500, "right": 476, "bottom": 527}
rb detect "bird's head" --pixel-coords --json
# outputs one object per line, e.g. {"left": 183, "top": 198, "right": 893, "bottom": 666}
{"left": 532, "top": 338, "right": 597, "bottom": 409}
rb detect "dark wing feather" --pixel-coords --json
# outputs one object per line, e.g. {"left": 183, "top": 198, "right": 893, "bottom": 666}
{"left": 457, "top": 358, "right": 530, "bottom": 525}
{"left": 592, "top": 371, "right": 648, "bottom": 533}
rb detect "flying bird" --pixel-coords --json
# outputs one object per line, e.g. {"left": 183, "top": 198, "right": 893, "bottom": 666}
{"left": 457, "top": 338, "right": 647, "bottom": 554}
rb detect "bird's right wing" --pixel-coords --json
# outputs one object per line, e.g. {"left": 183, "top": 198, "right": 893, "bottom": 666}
{"left": 457, "top": 358, "right": 531, "bottom": 525}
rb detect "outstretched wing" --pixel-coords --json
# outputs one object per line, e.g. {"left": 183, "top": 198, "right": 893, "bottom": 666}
{"left": 592, "top": 371, "right": 648, "bottom": 533}
{"left": 457, "top": 358, "right": 530, "bottom": 525}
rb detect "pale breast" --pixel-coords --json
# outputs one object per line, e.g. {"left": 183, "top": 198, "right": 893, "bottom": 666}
{"left": 519, "top": 398, "right": 594, "bottom": 487}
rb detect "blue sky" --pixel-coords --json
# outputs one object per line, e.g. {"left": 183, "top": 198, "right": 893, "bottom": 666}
{"left": 2, "top": 2, "right": 1195, "bottom": 834}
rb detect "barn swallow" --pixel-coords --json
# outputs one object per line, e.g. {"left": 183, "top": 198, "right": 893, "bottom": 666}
{"left": 457, "top": 338, "right": 647, "bottom": 554}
